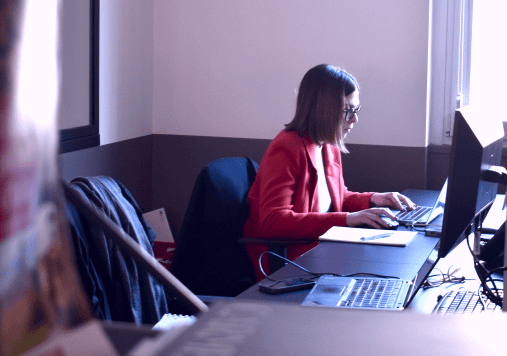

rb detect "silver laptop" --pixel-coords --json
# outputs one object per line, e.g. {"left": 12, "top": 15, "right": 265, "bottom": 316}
{"left": 392, "top": 180, "right": 447, "bottom": 226}
{"left": 301, "top": 275, "right": 415, "bottom": 310}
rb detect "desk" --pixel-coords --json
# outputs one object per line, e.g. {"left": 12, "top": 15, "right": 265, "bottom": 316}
{"left": 236, "top": 190, "right": 505, "bottom": 312}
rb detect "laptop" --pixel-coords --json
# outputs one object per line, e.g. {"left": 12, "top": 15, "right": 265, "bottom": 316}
{"left": 302, "top": 224, "right": 442, "bottom": 311}
{"left": 301, "top": 275, "right": 415, "bottom": 310}
{"left": 392, "top": 179, "right": 447, "bottom": 227}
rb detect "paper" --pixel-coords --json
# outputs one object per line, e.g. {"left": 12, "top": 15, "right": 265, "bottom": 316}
{"left": 319, "top": 227, "right": 417, "bottom": 247}
{"left": 143, "top": 208, "right": 174, "bottom": 242}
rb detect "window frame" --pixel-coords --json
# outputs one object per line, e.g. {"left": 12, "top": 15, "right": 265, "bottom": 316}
{"left": 429, "top": 0, "right": 473, "bottom": 146}
{"left": 59, "top": 0, "right": 100, "bottom": 153}
{"left": 430, "top": 0, "right": 507, "bottom": 147}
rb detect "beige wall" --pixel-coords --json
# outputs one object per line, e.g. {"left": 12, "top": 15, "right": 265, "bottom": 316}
{"left": 152, "top": 0, "right": 430, "bottom": 147}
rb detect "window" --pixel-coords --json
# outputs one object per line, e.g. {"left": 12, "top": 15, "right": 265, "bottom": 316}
{"left": 430, "top": 0, "right": 507, "bottom": 146}
{"left": 59, "top": 0, "right": 100, "bottom": 153}
{"left": 469, "top": 1, "right": 507, "bottom": 108}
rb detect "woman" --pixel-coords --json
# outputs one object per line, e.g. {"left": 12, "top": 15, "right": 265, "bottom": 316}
{"left": 244, "top": 64, "right": 416, "bottom": 281}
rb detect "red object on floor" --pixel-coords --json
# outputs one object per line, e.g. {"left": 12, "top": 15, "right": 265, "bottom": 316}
{"left": 153, "top": 241, "right": 177, "bottom": 271}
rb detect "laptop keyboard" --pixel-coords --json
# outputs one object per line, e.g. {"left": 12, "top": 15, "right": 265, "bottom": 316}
{"left": 433, "top": 289, "right": 502, "bottom": 314}
{"left": 395, "top": 206, "right": 432, "bottom": 223}
{"left": 339, "top": 278, "right": 404, "bottom": 309}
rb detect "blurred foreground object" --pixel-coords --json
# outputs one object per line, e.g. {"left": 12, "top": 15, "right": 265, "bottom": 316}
{"left": 0, "top": 1, "right": 92, "bottom": 355}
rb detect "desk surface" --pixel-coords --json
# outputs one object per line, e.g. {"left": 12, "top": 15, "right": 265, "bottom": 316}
{"left": 236, "top": 190, "right": 505, "bottom": 312}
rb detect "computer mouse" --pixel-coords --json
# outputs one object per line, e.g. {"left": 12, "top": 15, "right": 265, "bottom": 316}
{"left": 380, "top": 215, "right": 399, "bottom": 230}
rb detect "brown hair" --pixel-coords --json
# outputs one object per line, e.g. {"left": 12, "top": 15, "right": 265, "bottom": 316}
{"left": 285, "top": 64, "right": 359, "bottom": 152}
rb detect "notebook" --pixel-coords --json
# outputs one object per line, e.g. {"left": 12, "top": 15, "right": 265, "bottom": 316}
{"left": 301, "top": 275, "right": 415, "bottom": 310}
{"left": 392, "top": 180, "right": 447, "bottom": 226}
{"left": 319, "top": 227, "right": 417, "bottom": 247}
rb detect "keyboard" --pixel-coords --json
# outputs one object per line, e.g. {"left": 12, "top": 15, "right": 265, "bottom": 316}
{"left": 339, "top": 278, "right": 404, "bottom": 309}
{"left": 395, "top": 206, "right": 432, "bottom": 224}
{"left": 433, "top": 289, "right": 502, "bottom": 314}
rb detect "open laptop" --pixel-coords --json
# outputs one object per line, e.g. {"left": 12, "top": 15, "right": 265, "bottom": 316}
{"left": 302, "top": 244, "right": 440, "bottom": 311}
{"left": 303, "top": 187, "right": 445, "bottom": 311}
{"left": 391, "top": 179, "right": 447, "bottom": 227}
{"left": 301, "top": 275, "right": 415, "bottom": 310}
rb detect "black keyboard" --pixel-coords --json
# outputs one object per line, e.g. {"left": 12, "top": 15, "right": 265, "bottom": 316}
{"left": 433, "top": 289, "right": 502, "bottom": 314}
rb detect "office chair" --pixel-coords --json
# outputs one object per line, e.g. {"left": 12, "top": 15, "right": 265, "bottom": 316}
{"left": 171, "top": 157, "right": 258, "bottom": 297}
{"left": 171, "top": 157, "right": 314, "bottom": 297}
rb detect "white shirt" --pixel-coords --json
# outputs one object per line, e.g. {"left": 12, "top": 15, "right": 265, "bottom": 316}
{"left": 315, "top": 145, "right": 332, "bottom": 213}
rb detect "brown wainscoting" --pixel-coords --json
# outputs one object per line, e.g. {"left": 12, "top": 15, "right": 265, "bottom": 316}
{"left": 152, "top": 135, "right": 429, "bottom": 241}
{"left": 59, "top": 135, "right": 154, "bottom": 212}
{"left": 59, "top": 134, "right": 507, "bottom": 242}
{"left": 151, "top": 134, "right": 271, "bottom": 241}
{"left": 341, "top": 144, "right": 427, "bottom": 194}
{"left": 427, "top": 144, "right": 507, "bottom": 193}
{"left": 427, "top": 145, "right": 452, "bottom": 191}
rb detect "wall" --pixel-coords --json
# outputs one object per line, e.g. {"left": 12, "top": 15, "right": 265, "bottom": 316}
{"left": 152, "top": 0, "right": 430, "bottom": 147}
{"left": 60, "top": 0, "right": 155, "bottom": 210}
{"left": 99, "top": 0, "right": 154, "bottom": 145}
{"left": 60, "top": 136, "right": 154, "bottom": 212}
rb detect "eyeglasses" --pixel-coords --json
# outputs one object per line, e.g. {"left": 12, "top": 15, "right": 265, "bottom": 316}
{"left": 344, "top": 105, "right": 361, "bottom": 122}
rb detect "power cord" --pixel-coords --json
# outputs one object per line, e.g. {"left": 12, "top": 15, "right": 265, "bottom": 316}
{"left": 465, "top": 231, "right": 504, "bottom": 307}
{"left": 258, "top": 251, "right": 401, "bottom": 282}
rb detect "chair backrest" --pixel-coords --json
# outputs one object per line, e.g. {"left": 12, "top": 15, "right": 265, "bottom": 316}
{"left": 171, "top": 157, "right": 259, "bottom": 296}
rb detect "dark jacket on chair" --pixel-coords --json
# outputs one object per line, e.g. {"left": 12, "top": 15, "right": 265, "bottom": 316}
{"left": 171, "top": 157, "right": 259, "bottom": 297}
{"left": 66, "top": 176, "right": 169, "bottom": 325}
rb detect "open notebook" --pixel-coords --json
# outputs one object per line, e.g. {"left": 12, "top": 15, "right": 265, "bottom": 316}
{"left": 319, "top": 227, "right": 417, "bottom": 246}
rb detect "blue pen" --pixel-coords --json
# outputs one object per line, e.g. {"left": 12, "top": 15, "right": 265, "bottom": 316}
{"left": 360, "top": 232, "right": 393, "bottom": 241}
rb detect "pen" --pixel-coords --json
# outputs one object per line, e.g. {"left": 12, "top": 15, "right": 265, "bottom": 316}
{"left": 360, "top": 232, "right": 393, "bottom": 241}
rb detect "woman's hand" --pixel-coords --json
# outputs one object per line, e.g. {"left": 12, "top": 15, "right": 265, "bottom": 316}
{"left": 346, "top": 208, "right": 398, "bottom": 229}
{"left": 370, "top": 192, "right": 417, "bottom": 211}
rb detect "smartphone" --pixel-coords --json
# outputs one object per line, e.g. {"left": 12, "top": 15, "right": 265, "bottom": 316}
{"left": 258, "top": 277, "right": 316, "bottom": 294}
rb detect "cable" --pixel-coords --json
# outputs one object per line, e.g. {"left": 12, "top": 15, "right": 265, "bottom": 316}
{"left": 477, "top": 284, "right": 487, "bottom": 311}
{"left": 480, "top": 267, "right": 506, "bottom": 306}
{"left": 465, "top": 230, "right": 505, "bottom": 307}
{"left": 258, "top": 251, "right": 401, "bottom": 282}
{"left": 259, "top": 251, "right": 313, "bottom": 281}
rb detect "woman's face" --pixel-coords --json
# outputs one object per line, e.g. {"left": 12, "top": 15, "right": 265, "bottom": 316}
{"left": 342, "top": 90, "right": 360, "bottom": 138}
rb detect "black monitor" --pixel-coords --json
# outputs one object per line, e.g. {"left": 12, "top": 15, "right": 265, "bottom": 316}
{"left": 438, "top": 106, "right": 504, "bottom": 258}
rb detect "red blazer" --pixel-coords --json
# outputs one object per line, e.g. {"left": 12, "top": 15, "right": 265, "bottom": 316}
{"left": 244, "top": 130, "right": 374, "bottom": 281}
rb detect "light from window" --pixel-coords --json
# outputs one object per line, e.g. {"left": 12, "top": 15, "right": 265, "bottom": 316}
{"left": 469, "top": 1, "right": 507, "bottom": 109}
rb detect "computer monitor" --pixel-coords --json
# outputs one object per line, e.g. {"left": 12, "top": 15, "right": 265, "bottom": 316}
{"left": 438, "top": 105, "right": 504, "bottom": 258}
